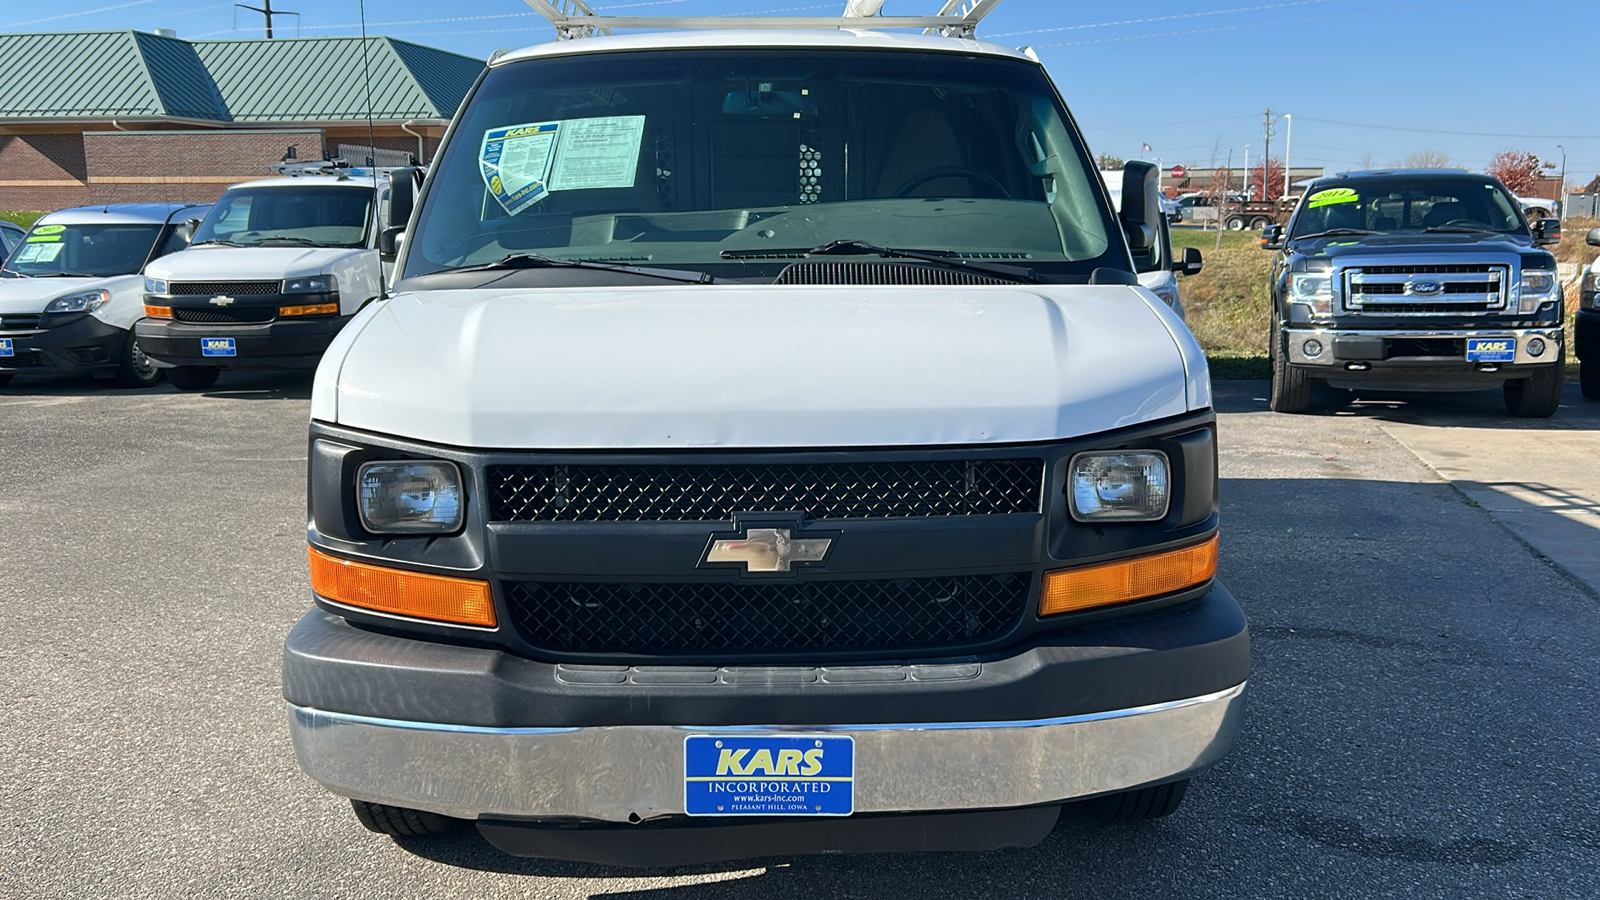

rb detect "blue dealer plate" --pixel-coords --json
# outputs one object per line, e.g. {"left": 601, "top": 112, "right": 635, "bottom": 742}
{"left": 0, "top": 338, "right": 12, "bottom": 357}
{"left": 1466, "top": 338, "right": 1515, "bottom": 363}
{"left": 201, "top": 337, "right": 237, "bottom": 357}
{"left": 684, "top": 734, "right": 854, "bottom": 816}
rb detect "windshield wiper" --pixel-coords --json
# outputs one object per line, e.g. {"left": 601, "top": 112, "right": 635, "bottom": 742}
{"left": 190, "top": 239, "right": 245, "bottom": 247}
{"left": 1293, "top": 228, "right": 1381, "bottom": 240}
{"left": 721, "top": 239, "right": 1038, "bottom": 283}
{"left": 1421, "top": 225, "right": 1499, "bottom": 234}
{"left": 254, "top": 236, "right": 326, "bottom": 247}
{"left": 35, "top": 272, "right": 99, "bottom": 278}
{"left": 451, "top": 253, "right": 712, "bottom": 284}
{"left": 1, "top": 266, "right": 30, "bottom": 278}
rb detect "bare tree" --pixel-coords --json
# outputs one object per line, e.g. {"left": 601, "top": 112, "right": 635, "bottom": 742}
{"left": 1403, "top": 149, "right": 1453, "bottom": 169}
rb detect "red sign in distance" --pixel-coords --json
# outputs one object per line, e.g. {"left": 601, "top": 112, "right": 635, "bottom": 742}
{"left": 1171, "top": 165, "right": 1188, "bottom": 178}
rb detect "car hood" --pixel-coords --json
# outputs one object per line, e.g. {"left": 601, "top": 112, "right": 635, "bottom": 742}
{"left": 1290, "top": 232, "right": 1540, "bottom": 262}
{"left": 315, "top": 284, "right": 1206, "bottom": 449}
{"left": 0, "top": 275, "right": 135, "bottom": 314}
{"left": 145, "top": 246, "right": 362, "bottom": 281}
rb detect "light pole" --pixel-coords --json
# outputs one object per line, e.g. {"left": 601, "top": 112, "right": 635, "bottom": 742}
{"left": 1242, "top": 145, "right": 1250, "bottom": 201}
{"left": 1557, "top": 144, "right": 1567, "bottom": 219}
{"left": 1282, "top": 113, "right": 1293, "bottom": 202}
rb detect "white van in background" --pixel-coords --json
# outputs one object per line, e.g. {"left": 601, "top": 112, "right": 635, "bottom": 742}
{"left": 137, "top": 161, "right": 420, "bottom": 390}
{"left": 1098, "top": 170, "right": 1202, "bottom": 319}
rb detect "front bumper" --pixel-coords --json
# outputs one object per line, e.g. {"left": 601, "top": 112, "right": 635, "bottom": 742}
{"left": 135, "top": 314, "right": 349, "bottom": 369}
{"left": 1284, "top": 326, "right": 1562, "bottom": 388}
{"left": 285, "top": 583, "right": 1250, "bottom": 824}
{"left": 0, "top": 314, "right": 127, "bottom": 376}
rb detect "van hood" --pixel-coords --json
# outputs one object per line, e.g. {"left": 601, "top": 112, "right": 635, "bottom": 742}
{"left": 145, "top": 246, "right": 362, "bottom": 281}
{"left": 0, "top": 275, "right": 134, "bottom": 314}
{"left": 316, "top": 284, "right": 1206, "bottom": 449}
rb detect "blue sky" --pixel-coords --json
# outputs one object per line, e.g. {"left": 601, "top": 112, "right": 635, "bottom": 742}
{"left": 7, "top": 0, "right": 1597, "bottom": 184}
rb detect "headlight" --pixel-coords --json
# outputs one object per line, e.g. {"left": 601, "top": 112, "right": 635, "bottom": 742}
{"left": 1584, "top": 272, "right": 1600, "bottom": 310}
{"left": 1517, "top": 269, "right": 1558, "bottom": 313}
{"left": 357, "top": 461, "right": 464, "bottom": 534}
{"left": 284, "top": 274, "right": 336, "bottom": 294}
{"left": 1068, "top": 451, "right": 1170, "bottom": 522}
{"left": 44, "top": 289, "right": 111, "bottom": 315}
{"left": 1290, "top": 272, "right": 1334, "bottom": 316}
{"left": 144, "top": 277, "right": 167, "bottom": 294}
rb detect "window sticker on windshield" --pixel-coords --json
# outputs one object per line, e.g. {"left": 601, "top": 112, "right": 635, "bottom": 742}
{"left": 15, "top": 242, "right": 63, "bottom": 263}
{"left": 480, "top": 115, "right": 647, "bottom": 214}
{"left": 1307, "top": 188, "right": 1359, "bottom": 209}
{"left": 32, "top": 225, "right": 65, "bottom": 235}
{"left": 26, "top": 234, "right": 61, "bottom": 242}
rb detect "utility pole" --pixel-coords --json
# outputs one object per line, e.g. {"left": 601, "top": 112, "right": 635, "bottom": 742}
{"left": 235, "top": 0, "right": 297, "bottom": 38}
{"left": 1242, "top": 144, "right": 1250, "bottom": 205}
{"left": 1282, "top": 113, "right": 1293, "bottom": 203}
{"left": 1557, "top": 144, "right": 1567, "bottom": 220}
{"left": 1217, "top": 148, "right": 1232, "bottom": 250}
{"left": 1261, "top": 108, "right": 1276, "bottom": 202}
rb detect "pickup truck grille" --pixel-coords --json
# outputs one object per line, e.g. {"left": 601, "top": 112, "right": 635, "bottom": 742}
{"left": 168, "top": 281, "right": 280, "bottom": 296}
{"left": 489, "top": 459, "right": 1044, "bottom": 522}
{"left": 504, "top": 572, "right": 1030, "bottom": 656}
{"left": 1344, "top": 265, "right": 1507, "bottom": 314}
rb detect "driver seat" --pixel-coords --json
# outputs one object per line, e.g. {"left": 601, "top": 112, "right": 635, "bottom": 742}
{"left": 873, "top": 107, "right": 973, "bottom": 198}
{"left": 1423, "top": 201, "right": 1465, "bottom": 228}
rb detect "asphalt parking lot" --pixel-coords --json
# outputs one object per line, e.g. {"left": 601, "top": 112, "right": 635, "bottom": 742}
{"left": 1, "top": 373, "right": 1597, "bottom": 899}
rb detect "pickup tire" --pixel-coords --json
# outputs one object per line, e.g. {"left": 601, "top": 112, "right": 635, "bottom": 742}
{"left": 114, "top": 333, "right": 163, "bottom": 388}
{"left": 350, "top": 800, "right": 469, "bottom": 837}
{"left": 1503, "top": 361, "right": 1565, "bottom": 417}
{"left": 1084, "top": 779, "right": 1190, "bottom": 821}
{"left": 1269, "top": 320, "right": 1312, "bottom": 413}
{"left": 1581, "top": 358, "right": 1599, "bottom": 400}
{"left": 166, "top": 366, "right": 220, "bottom": 391}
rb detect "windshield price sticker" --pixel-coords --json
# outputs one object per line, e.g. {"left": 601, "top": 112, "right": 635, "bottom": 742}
{"left": 480, "top": 115, "right": 646, "bottom": 215}
{"left": 684, "top": 734, "right": 854, "bottom": 816}
{"left": 1308, "top": 188, "right": 1360, "bottom": 209}
{"left": 15, "top": 242, "right": 63, "bottom": 263}
{"left": 32, "top": 225, "right": 65, "bottom": 235}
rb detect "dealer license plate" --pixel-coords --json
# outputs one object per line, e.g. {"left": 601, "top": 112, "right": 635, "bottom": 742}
{"left": 201, "top": 337, "right": 237, "bottom": 357}
{"left": 1466, "top": 338, "right": 1515, "bottom": 363}
{"left": 0, "top": 338, "right": 12, "bottom": 357}
{"left": 684, "top": 734, "right": 854, "bottom": 816}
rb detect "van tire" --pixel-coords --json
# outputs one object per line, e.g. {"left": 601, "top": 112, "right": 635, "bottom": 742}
{"left": 114, "top": 333, "right": 164, "bottom": 388}
{"left": 1084, "top": 780, "right": 1190, "bottom": 822}
{"left": 166, "top": 366, "right": 220, "bottom": 391}
{"left": 1503, "top": 362, "right": 1564, "bottom": 417}
{"left": 351, "top": 800, "right": 468, "bottom": 837}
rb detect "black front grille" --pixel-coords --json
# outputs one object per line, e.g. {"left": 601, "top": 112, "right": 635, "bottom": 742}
{"left": 775, "top": 262, "right": 1020, "bottom": 286}
{"left": 0, "top": 314, "right": 41, "bottom": 330}
{"left": 168, "top": 281, "right": 280, "bottom": 296}
{"left": 1386, "top": 338, "right": 1464, "bottom": 358}
{"left": 505, "top": 573, "right": 1031, "bottom": 656}
{"left": 1354, "top": 264, "right": 1497, "bottom": 275}
{"left": 1358, "top": 303, "right": 1494, "bottom": 314}
{"left": 0, "top": 349, "right": 45, "bottom": 367}
{"left": 172, "top": 307, "right": 277, "bottom": 324}
{"left": 489, "top": 459, "right": 1043, "bottom": 522}
{"left": 1356, "top": 283, "right": 1497, "bottom": 296}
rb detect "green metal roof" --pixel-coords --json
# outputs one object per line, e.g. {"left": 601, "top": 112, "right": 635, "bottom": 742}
{"left": 0, "top": 31, "right": 481, "bottom": 123}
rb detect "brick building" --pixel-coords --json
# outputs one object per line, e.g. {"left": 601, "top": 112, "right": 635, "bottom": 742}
{"left": 0, "top": 30, "right": 483, "bottom": 211}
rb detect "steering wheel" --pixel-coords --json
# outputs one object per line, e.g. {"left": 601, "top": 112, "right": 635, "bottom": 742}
{"left": 894, "top": 166, "right": 1011, "bottom": 199}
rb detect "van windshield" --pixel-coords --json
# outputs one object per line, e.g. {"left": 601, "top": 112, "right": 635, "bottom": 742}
{"left": 403, "top": 49, "right": 1121, "bottom": 282}
{"left": 3, "top": 224, "right": 162, "bottom": 277}
{"left": 193, "top": 185, "right": 374, "bottom": 248}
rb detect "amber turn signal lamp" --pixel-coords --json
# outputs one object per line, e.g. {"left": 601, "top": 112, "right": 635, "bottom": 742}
{"left": 279, "top": 302, "right": 339, "bottom": 317}
{"left": 308, "top": 546, "right": 496, "bottom": 627}
{"left": 1040, "top": 535, "right": 1218, "bottom": 616}
{"left": 144, "top": 304, "right": 172, "bottom": 318}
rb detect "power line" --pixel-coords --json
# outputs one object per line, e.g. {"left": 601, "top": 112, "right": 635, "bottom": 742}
{"left": 1293, "top": 116, "right": 1600, "bottom": 141}
{"left": 2, "top": 0, "right": 153, "bottom": 28}
{"left": 989, "top": 0, "right": 1334, "bottom": 38}
{"left": 1034, "top": 0, "right": 1476, "bottom": 48}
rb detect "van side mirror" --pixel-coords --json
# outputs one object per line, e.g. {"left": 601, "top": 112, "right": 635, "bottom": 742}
{"left": 1173, "top": 246, "right": 1203, "bottom": 276}
{"left": 1119, "top": 160, "right": 1161, "bottom": 255}
{"left": 1261, "top": 224, "right": 1285, "bottom": 250}
{"left": 378, "top": 226, "right": 405, "bottom": 261}
{"left": 1532, "top": 217, "right": 1561, "bottom": 247}
{"left": 387, "top": 167, "right": 422, "bottom": 228}
{"left": 1587, "top": 226, "right": 1600, "bottom": 247}
{"left": 175, "top": 218, "right": 201, "bottom": 246}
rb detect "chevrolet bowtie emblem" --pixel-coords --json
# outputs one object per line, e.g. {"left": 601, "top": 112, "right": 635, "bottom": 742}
{"left": 209, "top": 295, "right": 236, "bottom": 306}
{"left": 705, "top": 528, "right": 832, "bottom": 573}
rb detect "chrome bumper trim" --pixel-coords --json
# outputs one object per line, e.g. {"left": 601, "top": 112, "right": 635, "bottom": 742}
{"left": 288, "top": 682, "right": 1247, "bottom": 822}
{"left": 1285, "top": 327, "right": 1563, "bottom": 366}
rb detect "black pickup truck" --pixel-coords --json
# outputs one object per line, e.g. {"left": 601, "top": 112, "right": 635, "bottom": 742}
{"left": 1262, "top": 170, "right": 1565, "bottom": 417}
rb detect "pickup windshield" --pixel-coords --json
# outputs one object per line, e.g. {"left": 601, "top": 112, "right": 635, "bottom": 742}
{"left": 1290, "top": 176, "right": 1527, "bottom": 240}
{"left": 403, "top": 49, "right": 1122, "bottom": 283}
{"left": 193, "top": 185, "right": 374, "bottom": 249}
{"left": 3, "top": 224, "right": 163, "bottom": 277}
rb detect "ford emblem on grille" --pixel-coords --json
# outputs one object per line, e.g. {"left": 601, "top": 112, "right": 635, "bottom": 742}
{"left": 209, "top": 295, "right": 237, "bottom": 306}
{"left": 1403, "top": 279, "right": 1444, "bottom": 297}
{"left": 704, "top": 527, "right": 833, "bottom": 573}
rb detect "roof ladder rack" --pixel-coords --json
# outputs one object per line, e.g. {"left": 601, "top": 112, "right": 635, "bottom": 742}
{"left": 521, "top": 0, "right": 1005, "bottom": 40}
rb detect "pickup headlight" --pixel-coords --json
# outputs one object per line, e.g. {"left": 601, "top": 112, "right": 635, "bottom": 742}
{"left": 44, "top": 289, "right": 111, "bottom": 315}
{"left": 1517, "top": 269, "right": 1558, "bottom": 313}
{"left": 144, "top": 277, "right": 167, "bottom": 294}
{"left": 1289, "top": 272, "right": 1334, "bottom": 316}
{"left": 1068, "top": 451, "right": 1170, "bottom": 522}
{"left": 357, "top": 461, "right": 464, "bottom": 533}
{"left": 284, "top": 274, "right": 336, "bottom": 294}
{"left": 1584, "top": 272, "right": 1600, "bottom": 309}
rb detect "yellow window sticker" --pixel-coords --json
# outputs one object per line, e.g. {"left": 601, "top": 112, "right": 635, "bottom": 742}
{"left": 480, "top": 115, "right": 646, "bottom": 215}
{"left": 32, "top": 224, "right": 66, "bottom": 235}
{"left": 1307, "top": 188, "right": 1359, "bottom": 209}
